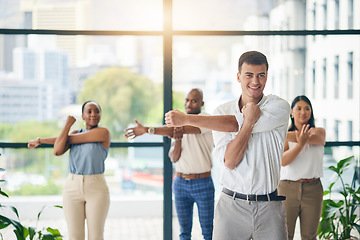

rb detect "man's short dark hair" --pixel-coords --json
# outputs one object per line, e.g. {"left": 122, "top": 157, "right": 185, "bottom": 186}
{"left": 238, "top": 51, "right": 269, "bottom": 73}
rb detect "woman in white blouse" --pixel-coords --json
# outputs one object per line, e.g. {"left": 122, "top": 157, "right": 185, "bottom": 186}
{"left": 278, "top": 95, "right": 326, "bottom": 240}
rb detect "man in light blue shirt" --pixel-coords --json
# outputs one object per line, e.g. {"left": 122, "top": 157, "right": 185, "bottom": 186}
{"left": 165, "top": 51, "right": 290, "bottom": 240}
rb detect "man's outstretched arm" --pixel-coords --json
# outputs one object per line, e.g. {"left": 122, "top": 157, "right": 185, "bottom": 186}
{"left": 165, "top": 110, "right": 238, "bottom": 132}
{"left": 124, "top": 118, "right": 201, "bottom": 139}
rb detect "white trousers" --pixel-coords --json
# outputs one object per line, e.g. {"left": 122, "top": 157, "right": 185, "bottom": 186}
{"left": 63, "top": 173, "right": 110, "bottom": 240}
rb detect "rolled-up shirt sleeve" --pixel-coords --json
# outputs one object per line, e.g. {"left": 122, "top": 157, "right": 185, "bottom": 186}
{"left": 212, "top": 131, "right": 231, "bottom": 164}
{"left": 212, "top": 101, "right": 240, "bottom": 163}
{"left": 252, "top": 97, "right": 290, "bottom": 133}
{"left": 211, "top": 95, "right": 290, "bottom": 164}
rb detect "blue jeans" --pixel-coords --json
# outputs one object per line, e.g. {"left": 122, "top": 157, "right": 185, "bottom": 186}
{"left": 173, "top": 176, "right": 215, "bottom": 240}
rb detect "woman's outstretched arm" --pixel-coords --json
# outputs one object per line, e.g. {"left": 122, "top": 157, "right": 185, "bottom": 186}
{"left": 28, "top": 126, "right": 110, "bottom": 150}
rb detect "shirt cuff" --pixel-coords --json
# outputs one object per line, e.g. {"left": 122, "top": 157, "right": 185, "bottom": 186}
{"left": 234, "top": 113, "right": 244, "bottom": 132}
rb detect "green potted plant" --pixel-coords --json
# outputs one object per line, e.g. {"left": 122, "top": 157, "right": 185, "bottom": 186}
{"left": 0, "top": 168, "right": 63, "bottom": 240}
{"left": 318, "top": 155, "right": 360, "bottom": 240}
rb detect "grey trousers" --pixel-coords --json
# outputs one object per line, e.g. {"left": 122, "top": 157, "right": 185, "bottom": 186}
{"left": 213, "top": 192, "right": 288, "bottom": 240}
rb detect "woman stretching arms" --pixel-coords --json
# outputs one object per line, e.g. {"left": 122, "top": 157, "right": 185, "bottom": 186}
{"left": 28, "top": 101, "right": 110, "bottom": 240}
{"left": 278, "top": 95, "right": 325, "bottom": 240}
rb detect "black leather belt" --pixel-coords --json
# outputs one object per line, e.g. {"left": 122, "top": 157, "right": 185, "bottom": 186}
{"left": 222, "top": 188, "right": 286, "bottom": 201}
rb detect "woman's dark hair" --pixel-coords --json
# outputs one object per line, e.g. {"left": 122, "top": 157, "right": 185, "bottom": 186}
{"left": 82, "top": 101, "right": 101, "bottom": 113}
{"left": 288, "top": 95, "right": 315, "bottom": 131}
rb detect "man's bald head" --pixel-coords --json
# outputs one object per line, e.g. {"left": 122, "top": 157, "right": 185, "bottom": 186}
{"left": 184, "top": 88, "right": 204, "bottom": 114}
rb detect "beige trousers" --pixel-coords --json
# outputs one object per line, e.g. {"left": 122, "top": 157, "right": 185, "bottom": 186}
{"left": 278, "top": 179, "right": 323, "bottom": 240}
{"left": 63, "top": 173, "right": 110, "bottom": 240}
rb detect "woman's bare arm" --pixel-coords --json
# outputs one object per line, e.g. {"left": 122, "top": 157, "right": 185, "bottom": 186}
{"left": 286, "top": 127, "right": 325, "bottom": 146}
{"left": 53, "top": 116, "right": 76, "bottom": 156}
{"left": 282, "top": 125, "right": 311, "bottom": 166}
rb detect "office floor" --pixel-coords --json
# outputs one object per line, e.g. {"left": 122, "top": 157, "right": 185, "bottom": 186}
{"left": 1, "top": 216, "right": 302, "bottom": 240}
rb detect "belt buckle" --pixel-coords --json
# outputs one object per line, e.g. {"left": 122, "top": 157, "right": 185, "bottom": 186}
{"left": 247, "top": 194, "right": 257, "bottom": 201}
{"left": 246, "top": 194, "right": 255, "bottom": 201}
{"left": 183, "top": 174, "right": 191, "bottom": 180}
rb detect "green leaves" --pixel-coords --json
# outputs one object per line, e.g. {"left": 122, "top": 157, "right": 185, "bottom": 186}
{"left": 0, "top": 186, "right": 63, "bottom": 240}
{"left": 0, "top": 215, "right": 25, "bottom": 239}
{"left": 0, "top": 189, "right": 9, "bottom": 198}
{"left": 0, "top": 215, "right": 12, "bottom": 230}
{"left": 318, "top": 217, "right": 333, "bottom": 238}
{"left": 333, "top": 156, "right": 354, "bottom": 176}
{"left": 28, "top": 227, "right": 36, "bottom": 240}
{"left": 318, "top": 155, "right": 360, "bottom": 240}
{"left": 45, "top": 228, "right": 62, "bottom": 239}
{"left": 322, "top": 199, "right": 344, "bottom": 219}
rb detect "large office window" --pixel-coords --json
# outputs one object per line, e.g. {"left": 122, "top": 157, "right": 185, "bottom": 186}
{"left": 0, "top": 0, "right": 359, "bottom": 239}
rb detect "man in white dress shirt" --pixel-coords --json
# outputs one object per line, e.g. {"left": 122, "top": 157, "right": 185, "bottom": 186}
{"left": 165, "top": 51, "right": 290, "bottom": 240}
